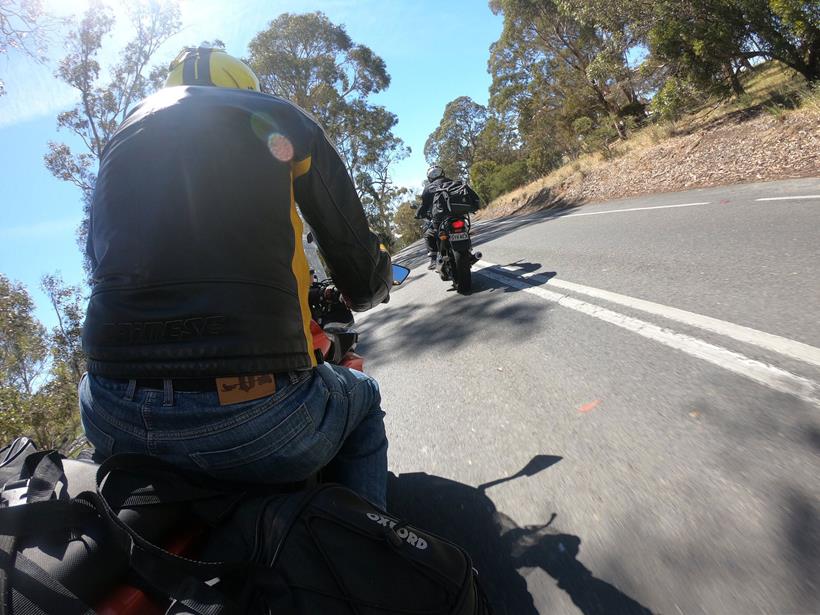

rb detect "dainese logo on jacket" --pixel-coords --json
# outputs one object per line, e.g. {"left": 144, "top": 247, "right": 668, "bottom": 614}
{"left": 102, "top": 316, "right": 227, "bottom": 344}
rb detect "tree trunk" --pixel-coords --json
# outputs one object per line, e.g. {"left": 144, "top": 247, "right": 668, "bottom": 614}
{"left": 803, "top": 42, "right": 819, "bottom": 82}
{"left": 725, "top": 62, "right": 744, "bottom": 96}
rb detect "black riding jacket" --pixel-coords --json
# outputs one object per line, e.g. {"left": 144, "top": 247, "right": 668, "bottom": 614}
{"left": 83, "top": 85, "right": 392, "bottom": 378}
{"left": 416, "top": 177, "right": 451, "bottom": 220}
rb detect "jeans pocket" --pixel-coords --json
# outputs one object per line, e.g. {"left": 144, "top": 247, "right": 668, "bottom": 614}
{"left": 189, "top": 403, "right": 313, "bottom": 473}
{"left": 80, "top": 410, "right": 116, "bottom": 458}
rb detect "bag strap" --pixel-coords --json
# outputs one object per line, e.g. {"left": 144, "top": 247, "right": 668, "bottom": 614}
{"left": 96, "top": 454, "right": 246, "bottom": 523}
{"left": 22, "top": 451, "right": 66, "bottom": 503}
{"left": 92, "top": 457, "right": 258, "bottom": 615}
{"left": 0, "top": 495, "right": 234, "bottom": 615}
{"left": 0, "top": 533, "right": 14, "bottom": 615}
{"left": 0, "top": 453, "right": 247, "bottom": 615}
{"left": 0, "top": 543, "right": 94, "bottom": 615}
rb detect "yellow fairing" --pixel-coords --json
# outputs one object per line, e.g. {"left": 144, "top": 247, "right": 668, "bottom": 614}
{"left": 290, "top": 157, "right": 317, "bottom": 366}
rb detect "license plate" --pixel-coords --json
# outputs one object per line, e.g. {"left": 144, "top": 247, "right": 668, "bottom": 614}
{"left": 449, "top": 232, "right": 469, "bottom": 242}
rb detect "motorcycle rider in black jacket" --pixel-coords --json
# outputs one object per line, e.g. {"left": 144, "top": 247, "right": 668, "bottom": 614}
{"left": 79, "top": 47, "right": 393, "bottom": 508}
{"left": 416, "top": 165, "right": 479, "bottom": 270}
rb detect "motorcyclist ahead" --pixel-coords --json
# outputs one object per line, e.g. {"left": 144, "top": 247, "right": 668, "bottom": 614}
{"left": 416, "top": 165, "right": 480, "bottom": 269}
{"left": 79, "top": 47, "right": 393, "bottom": 509}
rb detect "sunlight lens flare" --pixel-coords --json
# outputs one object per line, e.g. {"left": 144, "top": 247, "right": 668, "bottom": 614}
{"left": 250, "top": 112, "right": 293, "bottom": 162}
{"left": 267, "top": 133, "right": 294, "bottom": 162}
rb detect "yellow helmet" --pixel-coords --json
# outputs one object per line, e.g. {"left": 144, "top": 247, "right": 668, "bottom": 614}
{"left": 165, "top": 47, "right": 261, "bottom": 92}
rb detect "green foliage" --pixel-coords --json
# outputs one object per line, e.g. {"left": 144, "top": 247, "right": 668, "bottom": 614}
{"left": 484, "top": 0, "right": 653, "bottom": 185}
{"left": 738, "top": 0, "right": 819, "bottom": 82}
{"left": 0, "top": 274, "right": 47, "bottom": 396}
{"left": 424, "top": 96, "right": 488, "bottom": 179}
{"left": 43, "top": 0, "right": 180, "bottom": 271}
{"left": 247, "top": 12, "right": 407, "bottom": 242}
{"left": 647, "top": 0, "right": 819, "bottom": 90}
{"left": 470, "top": 158, "right": 530, "bottom": 204}
{"left": 41, "top": 273, "right": 85, "bottom": 383}
{"left": 650, "top": 76, "right": 700, "bottom": 122}
{"left": 392, "top": 199, "right": 424, "bottom": 250}
{"left": 0, "top": 274, "right": 84, "bottom": 452}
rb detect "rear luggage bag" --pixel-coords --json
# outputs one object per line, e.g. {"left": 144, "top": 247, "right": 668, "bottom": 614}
{"left": 0, "top": 440, "right": 232, "bottom": 614}
{"left": 431, "top": 180, "right": 481, "bottom": 218}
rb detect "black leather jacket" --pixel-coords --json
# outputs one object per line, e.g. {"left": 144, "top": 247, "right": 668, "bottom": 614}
{"left": 83, "top": 85, "right": 391, "bottom": 378}
{"left": 416, "top": 177, "right": 451, "bottom": 220}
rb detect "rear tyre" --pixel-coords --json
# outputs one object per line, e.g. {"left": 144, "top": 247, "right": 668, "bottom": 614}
{"left": 453, "top": 249, "right": 472, "bottom": 294}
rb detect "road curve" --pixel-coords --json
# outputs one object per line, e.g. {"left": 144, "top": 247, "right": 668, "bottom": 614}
{"left": 360, "top": 178, "right": 820, "bottom": 615}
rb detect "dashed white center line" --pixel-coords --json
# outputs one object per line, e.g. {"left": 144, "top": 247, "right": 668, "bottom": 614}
{"left": 755, "top": 195, "right": 820, "bottom": 201}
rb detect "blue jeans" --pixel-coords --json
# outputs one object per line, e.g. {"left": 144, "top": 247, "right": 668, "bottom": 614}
{"left": 78, "top": 364, "right": 388, "bottom": 508}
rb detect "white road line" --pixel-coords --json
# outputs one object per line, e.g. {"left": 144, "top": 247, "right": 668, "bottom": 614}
{"left": 475, "top": 201, "right": 712, "bottom": 228}
{"left": 477, "top": 260, "right": 820, "bottom": 370}
{"left": 474, "top": 264, "right": 820, "bottom": 406}
{"left": 755, "top": 195, "right": 820, "bottom": 202}
{"left": 561, "top": 202, "right": 711, "bottom": 218}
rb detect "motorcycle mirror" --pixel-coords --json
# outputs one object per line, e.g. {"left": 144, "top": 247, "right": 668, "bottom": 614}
{"left": 517, "top": 454, "right": 562, "bottom": 477}
{"left": 476, "top": 454, "right": 562, "bottom": 492}
{"left": 392, "top": 264, "right": 410, "bottom": 285}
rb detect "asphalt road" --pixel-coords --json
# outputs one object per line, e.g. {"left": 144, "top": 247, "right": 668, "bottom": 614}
{"left": 358, "top": 177, "right": 820, "bottom": 615}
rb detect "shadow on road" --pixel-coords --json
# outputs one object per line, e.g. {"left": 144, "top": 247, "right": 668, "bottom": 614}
{"left": 388, "top": 458, "right": 655, "bottom": 615}
{"left": 358, "top": 273, "right": 551, "bottom": 362}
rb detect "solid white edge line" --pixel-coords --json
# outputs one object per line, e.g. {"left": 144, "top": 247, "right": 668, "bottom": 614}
{"left": 474, "top": 201, "right": 712, "bottom": 229}
{"left": 474, "top": 263, "right": 820, "bottom": 406}
{"left": 561, "top": 202, "right": 711, "bottom": 218}
{"left": 755, "top": 195, "right": 820, "bottom": 202}
{"left": 476, "top": 262, "right": 820, "bottom": 370}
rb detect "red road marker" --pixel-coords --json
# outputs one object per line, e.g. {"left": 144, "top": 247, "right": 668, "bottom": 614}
{"left": 578, "top": 399, "right": 602, "bottom": 413}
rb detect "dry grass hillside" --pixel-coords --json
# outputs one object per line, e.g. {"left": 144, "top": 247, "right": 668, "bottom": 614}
{"left": 477, "top": 63, "right": 820, "bottom": 220}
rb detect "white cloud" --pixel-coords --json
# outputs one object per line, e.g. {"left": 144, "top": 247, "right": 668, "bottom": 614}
{"left": 0, "top": 217, "right": 78, "bottom": 239}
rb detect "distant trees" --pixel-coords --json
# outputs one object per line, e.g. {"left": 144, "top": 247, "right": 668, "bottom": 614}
{"left": 391, "top": 198, "right": 424, "bottom": 250}
{"left": 424, "top": 96, "right": 488, "bottom": 179}
{"left": 1, "top": 274, "right": 85, "bottom": 452}
{"left": 425, "top": 0, "right": 819, "bottom": 207}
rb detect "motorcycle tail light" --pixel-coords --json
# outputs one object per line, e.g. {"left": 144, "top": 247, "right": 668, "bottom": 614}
{"left": 451, "top": 219, "right": 465, "bottom": 230}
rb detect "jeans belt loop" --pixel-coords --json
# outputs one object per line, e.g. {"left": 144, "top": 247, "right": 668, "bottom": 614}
{"left": 162, "top": 378, "right": 174, "bottom": 407}
{"left": 124, "top": 379, "right": 137, "bottom": 402}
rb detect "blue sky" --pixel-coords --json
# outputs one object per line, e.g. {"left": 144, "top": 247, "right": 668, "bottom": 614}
{"left": 0, "top": 0, "right": 503, "bottom": 327}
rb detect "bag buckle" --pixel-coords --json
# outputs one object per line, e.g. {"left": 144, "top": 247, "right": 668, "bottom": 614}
{"left": 0, "top": 478, "right": 30, "bottom": 507}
